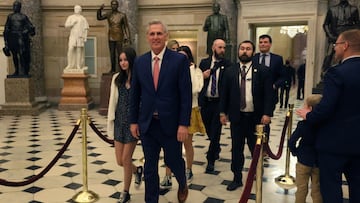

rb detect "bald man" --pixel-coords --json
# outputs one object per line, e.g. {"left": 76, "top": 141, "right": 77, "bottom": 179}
{"left": 198, "top": 39, "right": 232, "bottom": 173}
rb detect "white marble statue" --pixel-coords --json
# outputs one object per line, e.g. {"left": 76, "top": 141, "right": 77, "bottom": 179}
{"left": 64, "top": 5, "right": 89, "bottom": 70}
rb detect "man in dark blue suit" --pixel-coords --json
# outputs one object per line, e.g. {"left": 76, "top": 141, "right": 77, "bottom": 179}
{"left": 219, "top": 40, "right": 273, "bottom": 191}
{"left": 297, "top": 29, "right": 360, "bottom": 203}
{"left": 198, "top": 39, "right": 232, "bottom": 173}
{"left": 129, "top": 20, "right": 192, "bottom": 203}
{"left": 253, "top": 34, "right": 284, "bottom": 109}
{"left": 253, "top": 34, "right": 284, "bottom": 143}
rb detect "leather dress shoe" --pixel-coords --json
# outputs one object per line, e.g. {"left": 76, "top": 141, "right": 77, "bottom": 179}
{"left": 226, "top": 181, "right": 243, "bottom": 191}
{"left": 177, "top": 185, "right": 188, "bottom": 203}
{"left": 205, "top": 163, "right": 214, "bottom": 173}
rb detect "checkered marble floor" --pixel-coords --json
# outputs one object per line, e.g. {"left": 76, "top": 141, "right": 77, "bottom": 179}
{"left": 0, "top": 92, "right": 349, "bottom": 203}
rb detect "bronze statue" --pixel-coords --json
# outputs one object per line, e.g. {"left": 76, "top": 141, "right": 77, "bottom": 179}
{"left": 3, "top": 0, "right": 35, "bottom": 77}
{"left": 322, "top": 0, "right": 360, "bottom": 71}
{"left": 97, "top": 0, "right": 131, "bottom": 73}
{"left": 203, "top": 2, "right": 230, "bottom": 56}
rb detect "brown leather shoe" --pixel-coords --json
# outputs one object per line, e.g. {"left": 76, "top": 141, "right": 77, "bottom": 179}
{"left": 177, "top": 185, "right": 188, "bottom": 203}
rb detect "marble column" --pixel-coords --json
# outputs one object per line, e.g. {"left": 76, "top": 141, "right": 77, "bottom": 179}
{"left": 216, "top": 0, "right": 238, "bottom": 63}
{"left": 21, "top": 0, "right": 45, "bottom": 100}
{"left": 118, "top": 0, "right": 138, "bottom": 49}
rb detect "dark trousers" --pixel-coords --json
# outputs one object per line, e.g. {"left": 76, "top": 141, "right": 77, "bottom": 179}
{"left": 297, "top": 80, "right": 304, "bottom": 99}
{"left": 108, "top": 41, "right": 123, "bottom": 72}
{"left": 230, "top": 113, "right": 257, "bottom": 182}
{"left": 200, "top": 99, "right": 222, "bottom": 164}
{"left": 318, "top": 152, "right": 360, "bottom": 203}
{"left": 141, "top": 118, "right": 186, "bottom": 203}
{"left": 279, "top": 85, "right": 290, "bottom": 108}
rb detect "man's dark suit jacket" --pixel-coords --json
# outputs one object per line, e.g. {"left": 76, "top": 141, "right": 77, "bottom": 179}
{"left": 306, "top": 57, "right": 360, "bottom": 155}
{"left": 253, "top": 52, "right": 284, "bottom": 109}
{"left": 219, "top": 63, "right": 274, "bottom": 122}
{"left": 129, "top": 48, "right": 192, "bottom": 137}
{"left": 198, "top": 56, "right": 232, "bottom": 107}
{"left": 253, "top": 52, "right": 284, "bottom": 89}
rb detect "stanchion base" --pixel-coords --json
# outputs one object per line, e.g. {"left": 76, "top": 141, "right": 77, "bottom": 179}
{"left": 72, "top": 190, "right": 99, "bottom": 203}
{"left": 275, "top": 175, "right": 296, "bottom": 190}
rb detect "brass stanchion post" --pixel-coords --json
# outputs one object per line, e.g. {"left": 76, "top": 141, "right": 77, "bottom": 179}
{"left": 72, "top": 108, "right": 99, "bottom": 203}
{"left": 275, "top": 104, "right": 296, "bottom": 190}
{"left": 255, "top": 124, "right": 265, "bottom": 203}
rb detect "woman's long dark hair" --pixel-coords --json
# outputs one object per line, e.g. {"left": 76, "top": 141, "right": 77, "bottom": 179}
{"left": 177, "top": 45, "right": 196, "bottom": 68}
{"left": 115, "top": 47, "right": 137, "bottom": 87}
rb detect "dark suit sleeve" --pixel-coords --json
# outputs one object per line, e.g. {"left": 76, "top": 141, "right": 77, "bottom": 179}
{"left": 262, "top": 67, "right": 275, "bottom": 117}
{"left": 178, "top": 56, "right": 192, "bottom": 126}
{"left": 129, "top": 58, "right": 140, "bottom": 124}
{"left": 307, "top": 67, "right": 342, "bottom": 124}
{"left": 288, "top": 121, "right": 304, "bottom": 156}
{"left": 199, "top": 58, "right": 210, "bottom": 72}
{"left": 219, "top": 66, "right": 232, "bottom": 115}
{"left": 273, "top": 55, "right": 285, "bottom": 88}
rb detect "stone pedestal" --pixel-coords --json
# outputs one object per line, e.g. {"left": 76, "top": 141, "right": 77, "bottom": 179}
{"left": 98, "top": 73, "right": 114, "bottom": 116}
{"left": 0, "top": 78, "right": 46, "bottom": 115}
{"left": 58, "top": 73, "right": 94, "bottom": 111}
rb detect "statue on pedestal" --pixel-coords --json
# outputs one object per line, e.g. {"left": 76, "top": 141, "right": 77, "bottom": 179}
{"left": 97, "top": 0, "right": 131, "bottom": 73}
{"left": 64, "top": 5, "right": 89, "bottom": 72}
{"left": 3, "top": 0, "right": 35, "bottom": 77}
{"left": 203, "top": 2, "right": 230, "bottom": 56}
{"left": 322, "top": 0, "right": 360, "bottom": 72}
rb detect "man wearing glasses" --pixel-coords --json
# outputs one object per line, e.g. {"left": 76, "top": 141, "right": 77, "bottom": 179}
{"left": 297, "top": 29, "right": 360, "bottom": 203}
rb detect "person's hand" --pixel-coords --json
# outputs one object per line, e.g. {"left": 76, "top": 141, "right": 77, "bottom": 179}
{"left": 203, "top": 69, "right": 211, "bottom": 79}
{"left": 261, "top": 115, "right": 271, "bottom": 125}
{"left": 177, "top": 125, "right": 189, "bottom": 143}
{"left": 296, "top": 108, "right": 310, "bottom": 120}
{"left": 220, "top": 114, "right": 227, "bottom": 125}
{"left": 130, "top": 124, "right": 140, "bottom": 139}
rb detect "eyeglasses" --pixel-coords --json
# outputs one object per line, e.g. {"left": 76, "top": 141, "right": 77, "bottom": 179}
{"left": 332, "top": 41, "right": 346, "bottom": 47}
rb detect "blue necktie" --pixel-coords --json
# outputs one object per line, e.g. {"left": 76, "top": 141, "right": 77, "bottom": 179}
{"left": 260, "top": 54, "right": 266, "bottom": 66}
{"left": 210, "top": 62, "right": 219, "bottom": 96}
{"left": 210, "top": 72, "right": 217, "bottom": 96}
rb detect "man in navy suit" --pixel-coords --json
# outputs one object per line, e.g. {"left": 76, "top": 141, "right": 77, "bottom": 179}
{"left": 253, "top": 34, "right": 284, "bottom": 143}
{"left": 198, "top": 39, "right": 232, "bottom": 173}
{"left": 297, "top": 29, "right": 360, "bottom": 203}
{"left": 253, "top": 34, "right": 284, "bottom": 109}
{"left": 129, "top": 20, "right": 192, "bottom": 203}
{"left": 219, "top": 40, "right": 273, "bottom": 191}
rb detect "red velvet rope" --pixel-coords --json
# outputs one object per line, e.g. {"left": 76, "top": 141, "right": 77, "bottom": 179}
{"left": 88, "top": 119, "right": 114, "bottom": 146}
{"left": 264, "top": 114, "right": 290, "bottom": 160}
{"left": 0, "top": 123, "right": 80, "bottom": 187}
{"left": 239, "top": 143, "right": 262, "bottom": 203}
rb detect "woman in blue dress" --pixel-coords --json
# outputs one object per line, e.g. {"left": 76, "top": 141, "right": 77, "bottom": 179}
{"left": 107, "top": 47, "right": 142, "bottom": 203}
